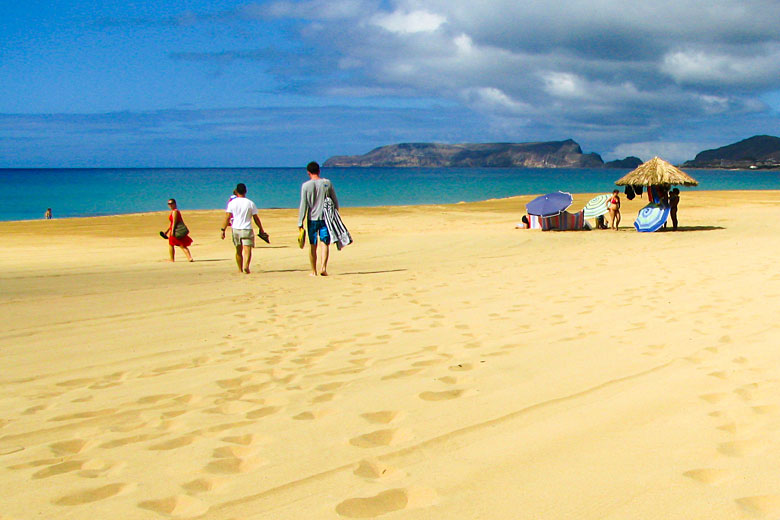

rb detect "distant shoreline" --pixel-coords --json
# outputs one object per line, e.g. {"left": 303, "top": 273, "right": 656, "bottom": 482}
{"left": 2, "top": 189, "right": 777, "bottom": 224}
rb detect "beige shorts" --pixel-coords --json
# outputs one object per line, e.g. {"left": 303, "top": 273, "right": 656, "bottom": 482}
{"left": 232, "top": 229, "right": 255, "bottom": 247}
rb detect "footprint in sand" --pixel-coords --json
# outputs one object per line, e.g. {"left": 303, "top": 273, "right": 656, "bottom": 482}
{"left": 147, "top": 435, "right": 198, "bottom": 451}
{"left": 360, "top": 411, "right": 404, "bottom": 425}
{"left": 293, "top": 408, "right": 338, "bottom": 420}
{"left": 349, "top": 429, "right": 412, "bottom": 448}
{"left": 136, "top": 394, "right": 179, "bottom": 404}
{"left": 682, "top": 468, "right": 733, "bottom": 485}
{"left": 33, "top": 460, "right": 87, "bottom": 479}
{"left": 50, "top": 439, "right": 95, "bottom": 456}
{"left": 53, "top": 483, "right": 135, "bottom": 506}
{"left": 99, "top": 433, "right": 166, "bottom": 449}
{"left": 221, "top": 433, "right": 269, "bottom": 446}
{"left": 699, "top": 393, "right": 729, "bottom": 404}
{"left": 335, "top": 487, "right": 437, "bottom": 518}
{"left": 353, "top": 459, "right": 404, "bottom": 481}
{"left": 246, "top": 406, "right": 282, "bottom": 419}
{"left": 735, "top": 495, "right": 780, "bottom": 516}
{"left": 311, "top": 393, "right": 336, "bottom": 404}
{"left": 138, "top": 495, "right": 210, "bottom": 517}
{"left": 205, "top": 456, "right": 265, "bottom": 474}
{"left": 381, "top": 368, "right": 423, "bottom": 380}
{"left": 751, "top": 404, "right": 779, "bottom": 415}
{"left": 419, "top": 389, "right": 467, "bottom": 401}
{"left": 212, "top": 446, "right": 259, "bottom": 459}
{"left": 717, "top": 439, "right": 767, "bottom": 457}
{"left": 182, "top": 477, "right": 230, "bottom": 494}
{"left": 412, "top": 359, "right": 444, "bottom": 368}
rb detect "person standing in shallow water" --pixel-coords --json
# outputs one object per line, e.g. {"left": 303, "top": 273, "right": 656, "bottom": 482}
{"left": 669, "top": 188, "right": 680, "bottom": 230}
{"left": 298, "top": 161, "right": 338, "bottom": 276}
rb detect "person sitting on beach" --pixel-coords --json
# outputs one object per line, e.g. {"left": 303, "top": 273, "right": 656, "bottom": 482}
{"left": 606, "top": 190, "right": 621, "bottom": 230}
{"left": 669, "top": 188, "right": 680, "bottom": 230}
{"left": 165, "top": 199, "right": 193, "bottom": 262}
{"left": 515, "top": 215, "right": 530, "bottom": 229}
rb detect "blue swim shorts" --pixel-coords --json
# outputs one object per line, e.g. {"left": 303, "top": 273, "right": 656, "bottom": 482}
{"left": 307, "top": 219, "right": 330, "bottom": 245}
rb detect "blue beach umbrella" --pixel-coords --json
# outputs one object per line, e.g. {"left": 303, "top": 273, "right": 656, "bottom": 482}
{"left": 526, "top": 191, "right": 573, "bottom": 217}
{"left": 634, "top": 203, "right": 670, "bottom": 232}
{"left": 583, "top": 194, "right": 610, "bottom": 218}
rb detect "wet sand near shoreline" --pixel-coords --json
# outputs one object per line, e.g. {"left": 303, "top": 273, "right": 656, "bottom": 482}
{"left": 2, "top": 190, "right": 780, "bottom": 519}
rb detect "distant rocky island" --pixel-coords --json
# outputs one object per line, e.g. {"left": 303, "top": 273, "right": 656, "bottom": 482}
{"left": 683, "top": 135, "right": 780, "bottom": 169}
{"left": 324, "top": 135, "right": 780, "bottom": 169}
{"left": 324, "top": 139, "right": 640, "bottom": 169}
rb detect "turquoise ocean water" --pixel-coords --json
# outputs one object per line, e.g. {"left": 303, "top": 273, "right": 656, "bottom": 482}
{"left": 1, "top": 167, "right": 779, "bottom": 222}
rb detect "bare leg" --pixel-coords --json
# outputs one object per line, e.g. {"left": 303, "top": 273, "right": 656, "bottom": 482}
{"left": 234, "top": 246, "right": 244, "bottom": 273}
{"left": 181, "top": 246, "right": 193, "bottom": 262}
{"left": 319, "top": 242, "right": 330, "bottom": 276}
{"left": 168, "top": 244, "right": 175, "bottom": 262}
{"left": 308, "top": 243, "right": 318, "bottom": 276}
{"left": 242, "top": 245, "right": 252, "bottom": 273}
{"left": 615, "top": 211, "right": 621, "bottom": 230}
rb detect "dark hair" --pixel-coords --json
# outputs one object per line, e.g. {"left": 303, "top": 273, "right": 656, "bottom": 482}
{"left": 613, "top": 190, "right": 619, "bottom": 194}
{"left": 307, "top": 161, "right": 320, "bottom": 174}
{"left": 522, "top": 215, "right": 529, "bottom": 224}
{"left": 167, "top": 198, "right": 176, "bottom": 205}
{"left": 235, "top": 183, "right": 247, "bottom": 195}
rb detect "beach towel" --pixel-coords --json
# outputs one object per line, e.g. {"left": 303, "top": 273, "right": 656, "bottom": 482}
{"left": 323, "top": 197, "right": 353, "bottom": 250}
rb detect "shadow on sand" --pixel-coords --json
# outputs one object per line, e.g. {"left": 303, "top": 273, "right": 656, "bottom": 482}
{"left": 336, "top": 269, "right": 408, "bottom": 276}
{"left": 659, "top": 225, "right": 725, "bottom": 232}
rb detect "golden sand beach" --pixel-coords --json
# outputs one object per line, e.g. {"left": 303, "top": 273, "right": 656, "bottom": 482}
{"left": 2, "top": 190, "right": 780, "bottom": 519}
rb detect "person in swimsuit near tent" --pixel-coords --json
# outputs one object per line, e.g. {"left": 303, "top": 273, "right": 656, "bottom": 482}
{"left": 607, "top": 190, "right": 621, "bottom": 230}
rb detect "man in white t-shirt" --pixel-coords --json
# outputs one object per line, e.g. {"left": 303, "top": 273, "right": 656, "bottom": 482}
{"left": 220, "top": 183, "right": 269, "bottom": 274}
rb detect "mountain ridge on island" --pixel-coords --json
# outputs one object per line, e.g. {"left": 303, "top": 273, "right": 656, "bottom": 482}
{"left": 324, "top": 139, "right": 639, "bottom": 169}
{"left": 682, "top": 135, "right": 780, "bottom": 169}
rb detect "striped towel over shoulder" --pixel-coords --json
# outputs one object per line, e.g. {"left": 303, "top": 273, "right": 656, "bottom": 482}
{"left": 323, "top": 197, "right": 353, "bottom": 250}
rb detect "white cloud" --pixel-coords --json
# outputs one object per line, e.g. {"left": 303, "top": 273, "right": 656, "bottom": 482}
{"left": 542, "top": 72, "right": 585, "bottom": 99}
{"left": 463, "top": 87, "right": 530, "bottom": 114}
{"left": 371, "top": 10, "right": 445, "bottom": 33}
{"left": 662, "top": 45, "right": 780, "bottom": 87}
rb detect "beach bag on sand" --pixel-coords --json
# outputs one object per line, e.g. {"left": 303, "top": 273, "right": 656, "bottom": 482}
{"left": 173, "top": 221, "right": 189, "bottom": 238}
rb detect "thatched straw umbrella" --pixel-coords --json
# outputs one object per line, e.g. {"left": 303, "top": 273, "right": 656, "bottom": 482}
{"left": 615, "top": 157, "right": 698, "bottom": 187}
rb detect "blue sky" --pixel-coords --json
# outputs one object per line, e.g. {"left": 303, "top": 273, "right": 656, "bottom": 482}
{"left": 1, "top": 0, "right": 779, "bottom": 167}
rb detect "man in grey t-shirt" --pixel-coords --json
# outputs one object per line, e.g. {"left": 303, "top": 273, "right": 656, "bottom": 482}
{"left": 298, "top": 161, "right": 338, "bottom": 276}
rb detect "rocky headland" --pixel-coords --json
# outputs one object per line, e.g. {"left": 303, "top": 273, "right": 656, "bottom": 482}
{"left": 324, "top": 140, "right": 619, "bottom": 168}
{"left": 683, "top": 135, "right": 780, "bottom": 169}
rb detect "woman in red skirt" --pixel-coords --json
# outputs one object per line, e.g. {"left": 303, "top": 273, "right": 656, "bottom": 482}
{"left": 166, "top": 199, "right": 193, "bottom": 262}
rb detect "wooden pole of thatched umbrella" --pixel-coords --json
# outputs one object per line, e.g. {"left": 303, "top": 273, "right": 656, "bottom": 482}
{"left": 615, "top": 157, "right": 698, "bottom": 187}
